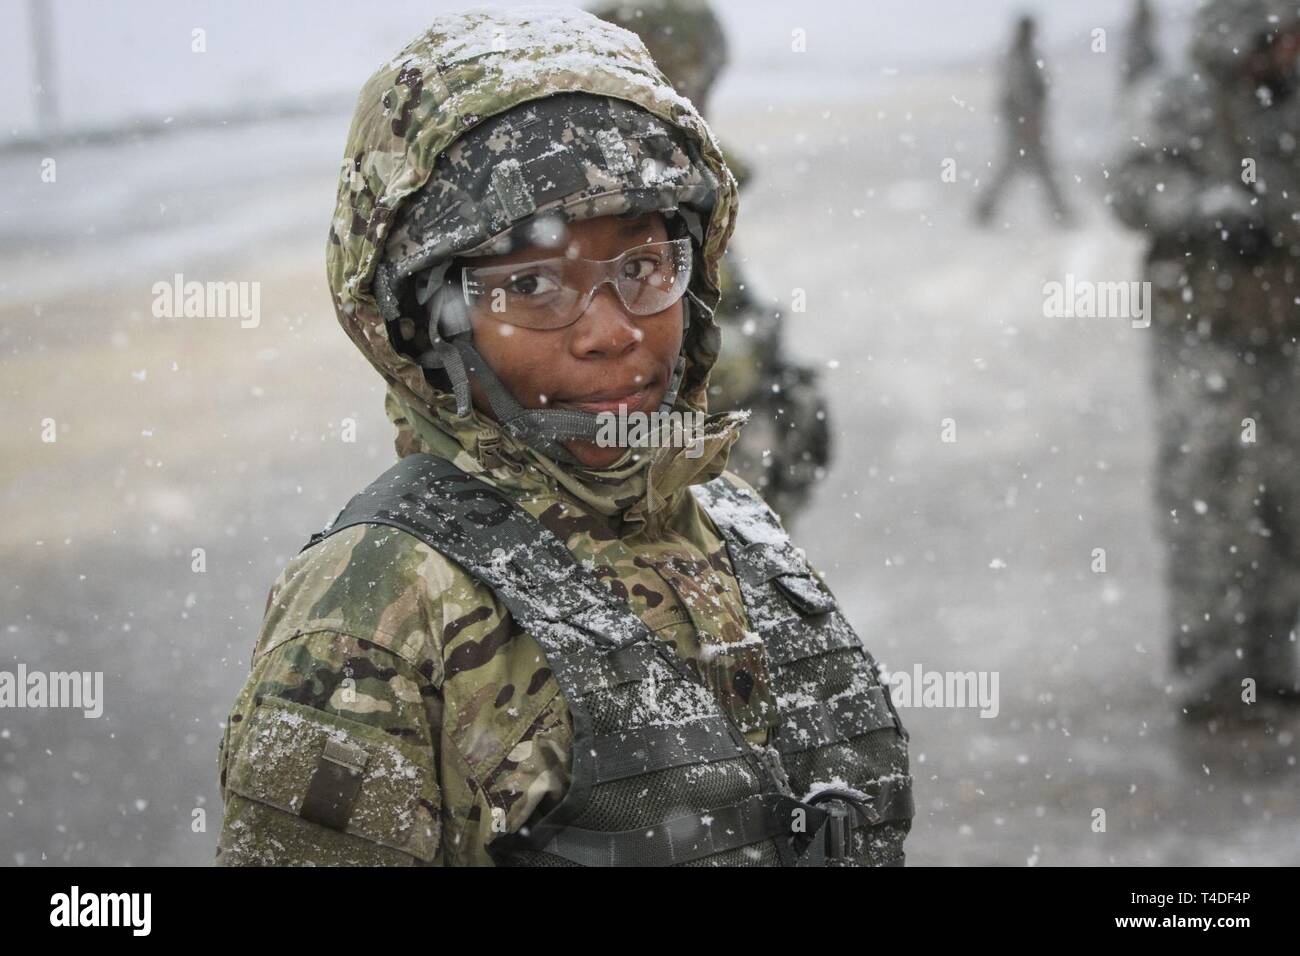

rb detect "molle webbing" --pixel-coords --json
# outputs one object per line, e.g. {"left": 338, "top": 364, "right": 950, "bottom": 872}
{"left": 691, "top": 476, "right": 915, "bottom": 858}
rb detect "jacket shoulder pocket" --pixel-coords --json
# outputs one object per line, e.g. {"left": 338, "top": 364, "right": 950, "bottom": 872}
{"left": 221, "top": 697, "right": 440, "bottom": 865}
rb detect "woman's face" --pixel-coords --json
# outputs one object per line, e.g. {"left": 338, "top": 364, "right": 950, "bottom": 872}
{"left": 465, "top": 211, "right": 686, "bottom": 469}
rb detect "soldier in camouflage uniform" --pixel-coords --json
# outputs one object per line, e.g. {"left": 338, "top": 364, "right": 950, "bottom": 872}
{"left": 589, "top": 0, "right": 833, "bottom": 526}
{"left": 1109, "top": 0, "right": 1300, "bottom": 721}
{"left": 216, "top": 7, "right": 911, "bottom": 866}
{"left": 974, "top": 15, "right": 1075, "bottom": 226}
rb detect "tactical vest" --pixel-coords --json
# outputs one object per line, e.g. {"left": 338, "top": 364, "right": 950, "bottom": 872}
{"left": 301, "top": 453, "right": 913, "bottom": 866}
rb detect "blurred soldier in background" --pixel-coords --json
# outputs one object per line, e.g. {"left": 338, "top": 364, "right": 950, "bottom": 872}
{"left": 974, "top": 15, "right": 1075, "bottom": 226}
{"left": 590, "top": 0, "right": 832, "bottom": 526}
{"left": 1110, "top": 0, "right": 1300, "bottom": 723}
{"left": 1123, "top": 0, "right": 1161, "bottom": 88}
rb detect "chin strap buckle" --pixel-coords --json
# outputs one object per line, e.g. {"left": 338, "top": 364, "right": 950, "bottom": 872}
{"left": 477, "top": 430, "right": 506, "bottom": 470}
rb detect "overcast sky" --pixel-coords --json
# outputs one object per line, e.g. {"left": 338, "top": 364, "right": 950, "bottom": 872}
{"left": 1, "top": 0, "right": 1198, "bottom": 136}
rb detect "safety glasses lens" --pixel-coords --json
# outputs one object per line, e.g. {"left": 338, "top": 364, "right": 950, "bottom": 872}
{"left": 461, "top": 238, "right": 691, "bottom": 330}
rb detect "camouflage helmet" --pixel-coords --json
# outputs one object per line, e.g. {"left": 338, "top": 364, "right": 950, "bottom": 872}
{"left": 588, "top": 0, "right": 729, "bottom": 116}
{"left": 1192, "top": 0, "right": 1300, "bottom": 77}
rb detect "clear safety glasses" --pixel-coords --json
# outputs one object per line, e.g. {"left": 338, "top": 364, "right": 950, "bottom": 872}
{"left": 460, "top": 237, "right": 692, "bottom": 331}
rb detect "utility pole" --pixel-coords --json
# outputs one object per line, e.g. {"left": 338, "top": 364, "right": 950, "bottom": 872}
{"left": 29, "top": 0, "right": 59, "bottom": 133}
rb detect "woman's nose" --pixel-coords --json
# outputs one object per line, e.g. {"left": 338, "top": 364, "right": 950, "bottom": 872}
{"left": 568, "top": 284, "right": 640, "bottom": 358}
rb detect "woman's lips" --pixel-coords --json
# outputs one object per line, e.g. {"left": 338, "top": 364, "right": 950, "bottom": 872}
{"left": 556, "top": 383, "right": 654, "bottom": 414}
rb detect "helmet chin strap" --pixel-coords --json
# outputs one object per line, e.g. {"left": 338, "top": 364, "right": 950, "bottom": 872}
{"left": 417, "top": 287, "right": 696, "bottom": 468}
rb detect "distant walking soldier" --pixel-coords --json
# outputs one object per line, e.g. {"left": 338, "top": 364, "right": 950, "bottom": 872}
{"left": 975, "top": 15, "right": 1074, "bottom": 226}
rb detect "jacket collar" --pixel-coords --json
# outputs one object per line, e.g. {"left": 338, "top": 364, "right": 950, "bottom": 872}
{"left": 385, "top": 388, "right": 746, "bottom": 539}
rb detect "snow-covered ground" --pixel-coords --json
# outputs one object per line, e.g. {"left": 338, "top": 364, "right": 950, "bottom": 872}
{"left": 3, "top": 0, "right": 1297, "bottom": 866}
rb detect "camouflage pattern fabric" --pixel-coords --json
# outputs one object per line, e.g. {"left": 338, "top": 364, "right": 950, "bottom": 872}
{"left": 587, "top": 0, "right": 729, "bottom": 117}
{"left": 217, "top": 407, "right": 785, "bottom": 865}
{"left": 216, "top": 6, "right": 904, "bottom": 865}
{"left": 275, "top": 451, "right": 910, "bottom": 867}
{"left": 1109, "top": 0, "right": 1300, "bottom": 717}
{"left": 379, "top": 90, "right": 720, "bottom": 295}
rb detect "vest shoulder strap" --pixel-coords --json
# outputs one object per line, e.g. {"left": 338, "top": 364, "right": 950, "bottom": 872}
{"left": 690, "top": 472, "right": 826, "bottom": 592}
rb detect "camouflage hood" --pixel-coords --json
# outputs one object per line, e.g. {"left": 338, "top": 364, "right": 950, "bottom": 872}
{"left": 325, "top": 6, "right": 744, "bottom": 529}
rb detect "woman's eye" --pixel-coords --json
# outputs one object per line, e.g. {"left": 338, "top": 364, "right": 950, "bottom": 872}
{"left": 505, "top": 272, "right": 558, "bottom": 297}
{"left": 621, "top": 256, "right": 661, "bottom": 280}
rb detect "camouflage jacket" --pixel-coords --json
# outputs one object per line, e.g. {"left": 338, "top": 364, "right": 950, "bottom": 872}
{"left": 217, "top": 388, "right": 784, "bottom": 865}
{"left": 215, "top": 8, "right": 896, "bottom": 866}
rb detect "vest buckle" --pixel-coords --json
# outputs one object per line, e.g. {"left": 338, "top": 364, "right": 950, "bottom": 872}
{"left": 804, "top": 787, "right": 877, "bottom": 866}
{"left": 822, "top": 802, "right": 856, "bottom": 864}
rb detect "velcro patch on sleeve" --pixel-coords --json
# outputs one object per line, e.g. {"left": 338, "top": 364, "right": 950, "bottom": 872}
{"left": 226, "top": 696, "right": 440, "bottom": 862}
